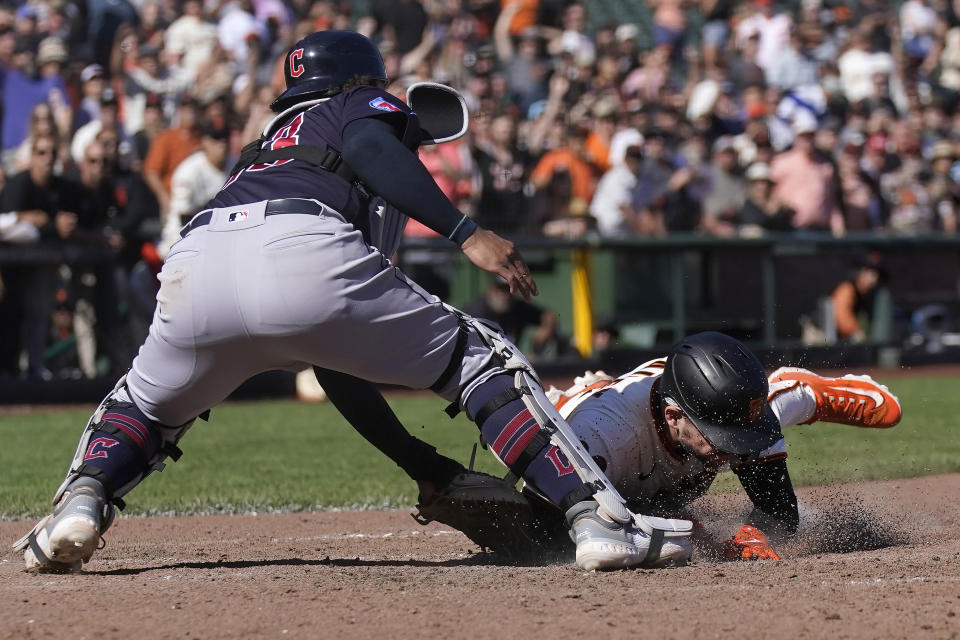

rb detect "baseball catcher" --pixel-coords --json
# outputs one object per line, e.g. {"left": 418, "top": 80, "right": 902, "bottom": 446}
{"left": 14, "top": 31, "right": 690, "bottom": 574}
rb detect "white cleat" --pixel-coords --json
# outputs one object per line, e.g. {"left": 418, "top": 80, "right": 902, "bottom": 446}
{"left": 13, "top": 478, "right": 110, "bottom": 573}
{"left": 566, "top": 500, "right": 693, "bottom": 571}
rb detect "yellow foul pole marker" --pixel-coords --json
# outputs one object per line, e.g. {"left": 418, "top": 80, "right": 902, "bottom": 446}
{"left": 571, "top": 246, "right": 593, "bottom": 357}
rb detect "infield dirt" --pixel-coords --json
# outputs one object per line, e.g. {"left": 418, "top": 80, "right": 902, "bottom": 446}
{"left": 2, "top": 474, "right": 958, "bottom": 640}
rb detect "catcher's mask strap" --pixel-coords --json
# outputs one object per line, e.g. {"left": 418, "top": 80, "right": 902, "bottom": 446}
{"left": 406, "top": 82, "right": 469, "bottom": 145}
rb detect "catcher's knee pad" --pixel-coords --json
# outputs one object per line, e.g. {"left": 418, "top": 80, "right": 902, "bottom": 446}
{"left": 54, "top": 376, "right": 196, "bottom": 510}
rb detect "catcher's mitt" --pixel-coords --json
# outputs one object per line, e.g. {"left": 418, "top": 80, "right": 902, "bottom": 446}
{"left": 412, "top": 470, "right": 538, "bottom": 556}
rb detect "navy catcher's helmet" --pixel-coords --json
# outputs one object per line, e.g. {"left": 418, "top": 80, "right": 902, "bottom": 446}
{"left": 270, "top": 30, "right": 388, "bottom": 112}
{"left": 658, "top": 332, "right": 781, "bottom": 456}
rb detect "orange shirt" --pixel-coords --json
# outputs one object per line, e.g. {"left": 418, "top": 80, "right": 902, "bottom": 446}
{"left": 143, "top": 126, "right": 201, "bottom": 191}
{"left": 501, "top": 0, "right": 539, "bottom": 34}
{"left": 530, "top": 148, "right": 595, "bottom": 202}
{"left": 584, "top": 131, "right": 611, "bottom": 173}
{"left": 831, "top": 280, "right": 860, "bottom": 338}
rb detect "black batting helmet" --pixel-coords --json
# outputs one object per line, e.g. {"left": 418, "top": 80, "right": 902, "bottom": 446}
{"left": 270, "top": 30, "right": 388, "bottom": 112}
{"left": 658, "top": 332, "right": 781, "bottom": 456}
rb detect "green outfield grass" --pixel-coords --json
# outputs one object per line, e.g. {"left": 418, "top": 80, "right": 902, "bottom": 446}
{"left": 2, "top": 373, "right": 958, "bottom": 519}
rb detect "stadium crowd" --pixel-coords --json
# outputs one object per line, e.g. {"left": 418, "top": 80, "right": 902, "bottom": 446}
{"left": 0, "top": 0, "right": 958, "bottom": 380}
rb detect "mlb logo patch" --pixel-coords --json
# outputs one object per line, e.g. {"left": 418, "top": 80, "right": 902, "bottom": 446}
{"left": 228, "top": 210, "right": 249, "bottom": 222}
{"left": 369, "top": 97, "right": 401, "bottom": 113}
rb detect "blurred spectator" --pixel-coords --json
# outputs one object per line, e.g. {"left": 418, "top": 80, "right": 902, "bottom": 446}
{"left": 465, "top": 278, "right": 559, "bottom": 359}
{"left": 900, "top": 0, "right": 939, "bottom": 64}
{"left": 358, "top": 0, "right": 428, "bottom": 56}
{"left": 770, "top": 120, "right": 844, "bottom": 234}
{"left": 836, "top": 135, "right": 888, "bottom": 231}
{"left": 1, "top": 36, "right": 70, "bottom": 170}
{"left": 727, "top": 32, "right": 765, "bottom": 95}
{"left": 71, "top": 88, "right": 132, "bottom": 168}
{"left": 494, "top": 3, "right": 548, "bottom": 115}
{"left": 0, "top": 133, "right": 87, "bottom": 379}
{"left": 142, "top": 95, "right": 201, "bottom": 223}
{"left": 700, "top": 0, "right": 736, "bottom": 73}
{"left": 632, "top": 127, "right": 701, "bottom": 233}
{"left": 765, "top": 26, "right": 819, "bottom": 91}
{"left": 838, "top": 29, "right": 895, "bottom": 105}
{"left": 737, "top": 162, "right": 794, "bottom": 234}
{"left": 700, "top": 136, "right": 747, "bottom": 237}
{"left": 735, "top": 0, "right": 792, "bottom": 75}
{"left": 472, "top": 112, "right": 529, "bottom": 234}
{"left": 529, "top": 124, "right": 595, "bottom": 235}
{"left": 131, "top": 92, "right": 165, "bottom": 164}
{"left": 158, "top": 122, "right": 229, "bottom": 256}
{"left": 12, "top": 101, "right": 67, "bottom": 173}
{"left": 590, "top": 144, "right": 643, "bottom": 236}
{"left": 74, "top": 64, "right": 107, "bottom": 132}
{"left": 924, "top": 140, "right": 960, "bottom": 233}
{"left": 832, "top": 258, "right": 887, "bottom": 342}
{"left": 164, "top": 0, "right": 217, "bottom": 83}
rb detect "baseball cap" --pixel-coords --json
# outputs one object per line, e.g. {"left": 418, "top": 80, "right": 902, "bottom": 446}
{"left": 792, "top": 118, "right": 817, "bottom": 136}
{"left": 615, "top": 24, "right": 638, "bottom": 42}
{"left": 15, "top": 4, "right": 37, "bottom": 19}
{"left": 37, "top": 37, "right": 67, "bottom": 65}
{"left": 745, "top": 162, "right": 772, "bottom": 182}
{"left": 81, "top": 63, "right": 105, "bottom": 83}
{"left": 712, "top": 135, "right": 736, "bottom": 154}
{"left": 931, "top": 140, "right": 955, "bottom": 161}
{"left": 202, "top": 122, "right": 229, "bottom": 140}
{"left": 100, "top": 87, "right": 118, "bottom": 106}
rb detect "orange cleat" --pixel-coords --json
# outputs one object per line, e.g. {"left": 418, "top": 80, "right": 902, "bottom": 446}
{"left": 769, "top": 367, "right": 902, "bottom": 428}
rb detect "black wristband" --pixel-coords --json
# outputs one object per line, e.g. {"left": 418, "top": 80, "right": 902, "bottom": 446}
{"left": 449, "top": 215, "right": 478, "bottom": 246}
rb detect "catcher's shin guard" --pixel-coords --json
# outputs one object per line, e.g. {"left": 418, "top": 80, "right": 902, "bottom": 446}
{"left": 52, "top": 375, "right": 196, "bottom": 510}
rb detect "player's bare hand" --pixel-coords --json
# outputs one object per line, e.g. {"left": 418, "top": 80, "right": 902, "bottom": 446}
{"left": 461, "top": 228, "right": 538, "bottom": 300}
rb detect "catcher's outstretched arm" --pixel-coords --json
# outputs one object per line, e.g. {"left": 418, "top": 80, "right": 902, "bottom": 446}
{"left": 312, "top": 367, "right": 463, "bottom": 487}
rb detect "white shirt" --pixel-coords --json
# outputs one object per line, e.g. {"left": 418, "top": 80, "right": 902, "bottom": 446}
{"left": 169, "top": 150, "right": 226, "bottom": 223}
{"left": 838, "top": 48, "right": 894, "bottom": 103}
{"left": 0, "top": 211, "right": 40, "bottom": 243}
{"left": 589, "top": 164, "right": 636, "bottom": 236}
{"left": 159, "top": 150, "right": 226, "bottom": 258}
{"left": 736, "top": 12, "right": 792, "bottom": 72}
{"left": 164, "top": 15, "right": 217, "bottom": 80}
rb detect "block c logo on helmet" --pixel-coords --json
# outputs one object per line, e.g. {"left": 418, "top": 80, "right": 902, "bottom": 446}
{"left": 289, "top": 48, "right": 305, "bottom": 77}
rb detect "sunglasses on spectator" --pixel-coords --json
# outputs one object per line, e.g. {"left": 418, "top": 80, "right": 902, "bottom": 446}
{"left": 33, "top": 147, "right": 54, "bottom": 156}
{"left": 86, "top": 155, "right": 105, "bottom": 165}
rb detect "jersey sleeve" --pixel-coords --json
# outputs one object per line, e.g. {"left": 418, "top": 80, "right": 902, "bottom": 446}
{"left": 340, "top": 86, "right": 421, "bottom": 148}
{"left": 734, "top": 457, "right": 799, "bottom": 534}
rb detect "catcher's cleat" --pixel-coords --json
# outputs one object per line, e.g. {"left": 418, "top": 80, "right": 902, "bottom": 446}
{"left": 565, "top": 500, "right": 692, "bottom": 571}
{"left": 769, "top": 367, "right": 902, "bottom": 428}
{"left": 12, "top": 477, "right": 112, "bottom": 573}
{"left": 412, "top": 470, "right": 537, "bottom": 555}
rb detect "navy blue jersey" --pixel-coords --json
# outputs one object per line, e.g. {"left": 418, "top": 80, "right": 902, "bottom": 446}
{"left": 209, "top": 86, "right": 418, "bottom": 223}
